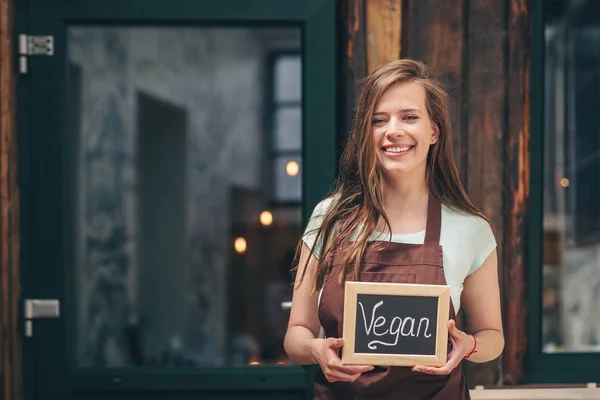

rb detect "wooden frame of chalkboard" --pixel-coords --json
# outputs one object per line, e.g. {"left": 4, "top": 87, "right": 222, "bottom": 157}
{"left": 342, "top": 281, "right": 450, "bottom": 367}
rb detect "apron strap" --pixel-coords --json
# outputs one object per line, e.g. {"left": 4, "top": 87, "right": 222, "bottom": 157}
{"left": 424, "top": 198, "right": 442, "bottom": 246}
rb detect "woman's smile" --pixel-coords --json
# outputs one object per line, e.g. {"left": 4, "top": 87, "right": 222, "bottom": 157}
{"left": 382, "top": 144, "right": 415, "bottom": 157}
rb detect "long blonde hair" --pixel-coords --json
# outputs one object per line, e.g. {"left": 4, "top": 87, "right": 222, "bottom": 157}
{"left": 296, "top": 59, "right": 493, "bottom": 292}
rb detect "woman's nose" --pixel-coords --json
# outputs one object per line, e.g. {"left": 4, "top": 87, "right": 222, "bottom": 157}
{"left": 386, "top": 119, "right": 404, "bottom": 138}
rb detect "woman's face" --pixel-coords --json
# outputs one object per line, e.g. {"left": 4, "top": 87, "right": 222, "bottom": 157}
{"left": 371, "top": 81, "right": 439, "bottom": 179}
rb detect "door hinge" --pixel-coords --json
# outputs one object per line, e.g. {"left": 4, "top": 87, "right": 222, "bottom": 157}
{"left": 24, "top": 299, "right": 60, "bottom": 337}
{"left": 18, "top": 34, "right": 54, "bottom": 74}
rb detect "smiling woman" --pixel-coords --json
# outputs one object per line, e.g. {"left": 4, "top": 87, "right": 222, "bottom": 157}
{"left": 285, "top": 59, "right": 503, "bottom": 400}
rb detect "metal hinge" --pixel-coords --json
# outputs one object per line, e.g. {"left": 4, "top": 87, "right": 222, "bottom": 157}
{"left": 24, "top": 299, "right": 60, "bottom": 337}
{"left": 18, "top": 34, "right": 54, "bottom": 74}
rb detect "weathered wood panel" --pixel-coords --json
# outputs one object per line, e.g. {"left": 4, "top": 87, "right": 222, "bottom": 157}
{"left": 0, "top": 0, "right": 23, "bottom": 399}
{"left": 339, "top": 0, "right": 368, "bottom": 139}
{"left": 401, "top": 0, "right": 491, "bottom": 383}
{"left": 502, "top": 0, "right": 530, "bottom": 385}
{"left": 465, "top": 0, "right": 507, "bottom": 386}
{"left": 340, "top": 0, "right": 402, "bottom": 138}
{"left": 366, "top": 0, "right": 402, "bottom": 72}
{"left": 402, "top": 0, "right": 467, "bottom": 183}
{"left": 399, "top": 0, "right": 531, "bottom": 386}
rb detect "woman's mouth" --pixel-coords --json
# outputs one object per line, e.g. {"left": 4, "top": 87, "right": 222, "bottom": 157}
{"left": 382, "top": 145, "right": 414, "bottom": 155}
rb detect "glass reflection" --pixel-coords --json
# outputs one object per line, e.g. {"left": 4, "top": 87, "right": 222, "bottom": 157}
{"left": 68, "top": 27, "right": 301, "bottom": 367}
{"left": 543, "top": 0, "right": 600, "bottom": 353}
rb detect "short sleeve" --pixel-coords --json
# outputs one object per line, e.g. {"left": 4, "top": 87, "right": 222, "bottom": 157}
{"left": 302, "top": 197, "right": 336, "bottom": 259}
{"left": 467, "top": 219, "right": 497, "bottom": 275}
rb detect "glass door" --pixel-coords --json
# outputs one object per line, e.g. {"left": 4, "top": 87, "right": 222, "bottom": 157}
{"left": 20, "top": 1, "right": 336, "bottom": 399}
{"left": 527, "top": 0, "right": 600, "bottom": 383}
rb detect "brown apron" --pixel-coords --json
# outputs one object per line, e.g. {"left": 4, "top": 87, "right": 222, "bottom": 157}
{"left": 314, "top": 199, "right": 470, "bottom": 400}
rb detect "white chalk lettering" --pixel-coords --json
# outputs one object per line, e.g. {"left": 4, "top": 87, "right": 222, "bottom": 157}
{"left": 417, "top": 317, "right": 432, "bottom": 338}
{"left": 373, "top": 316, "right": 388, "bottom": 336}
{"left": 401, "top": 317, "right": 416, "bottom": 337}
{"left": 359, "top": 300, "right": 382, "bottom": 335}
{"left": 389, "top": 316, "right": 402, "bottom": 337}
{"left": 358, "top": 300, "right": 433, "bottom": 350}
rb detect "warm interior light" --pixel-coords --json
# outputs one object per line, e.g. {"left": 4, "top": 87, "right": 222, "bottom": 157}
{"left": 260, "top": 210, "right": 273, "bottom": 226}
{"left": 249, "top": 361, "right": 260, "bottom": 365}
{"left": 286, "top": 161, "right": 299, "bottom": 176}
{"left": 560, "top": 177, "right": 570, "bottom": 188}
{"left": 234, "top": 237, "right": 247, "bottom": 254}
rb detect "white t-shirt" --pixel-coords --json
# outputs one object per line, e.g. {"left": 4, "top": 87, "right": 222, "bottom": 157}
{"left": 303, "top": 196, "right": 497, "bottom": 313}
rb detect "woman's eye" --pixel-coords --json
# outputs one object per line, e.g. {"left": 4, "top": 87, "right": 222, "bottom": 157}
{"left": 404, "top": 115, "right": 418, "bottom": 121}
{"left": 372, "top": 118, "right": 386, "bottom": 125}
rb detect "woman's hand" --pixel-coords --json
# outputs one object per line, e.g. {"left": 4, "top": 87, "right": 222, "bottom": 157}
{"left": 411, "top": 320, "right": 474, "bottom": 375}
{"left": 311, "top": 338, "right": 374, "bottom": 382}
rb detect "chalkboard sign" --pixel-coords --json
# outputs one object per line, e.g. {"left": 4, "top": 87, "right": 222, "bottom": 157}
{"left": 342, "top": 282, "right": 450, "bottom": 367}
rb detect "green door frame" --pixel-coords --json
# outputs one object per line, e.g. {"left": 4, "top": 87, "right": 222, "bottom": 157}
{"left": 19, "top": 0, "right": 337, "bottom": 399}
{"left": 525, "top": 0, "right": 600, "bottom": 384}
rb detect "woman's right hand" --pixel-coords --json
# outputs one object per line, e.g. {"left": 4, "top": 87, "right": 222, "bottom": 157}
{"left": 311, "top": 338, "right": 374, "bottom": 382}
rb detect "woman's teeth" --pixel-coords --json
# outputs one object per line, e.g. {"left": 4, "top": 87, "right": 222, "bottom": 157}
{"left": 384, "top": 146, "right": 411, "bottom": 153}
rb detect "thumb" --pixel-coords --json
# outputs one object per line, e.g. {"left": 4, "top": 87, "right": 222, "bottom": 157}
{"left": 327, "top": 337, "right": 344, "bottom": 349}
{"left": 448, "top": 319, "right": 457, "bottom": 335}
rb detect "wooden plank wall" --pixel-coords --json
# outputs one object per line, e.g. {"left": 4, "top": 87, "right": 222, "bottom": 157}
{"left": 503, "top": 0, "right": 530, "bottom": 385}
{"left": 0, "top": 0, "right": 23, "bottom": 398}
{"left": 339, "top": 0, "right": 530, "bottom": 386}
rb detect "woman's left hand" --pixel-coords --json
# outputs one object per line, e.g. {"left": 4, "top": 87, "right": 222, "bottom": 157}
{"left": 411, "top": 319, "right": 474, "bottom": 375}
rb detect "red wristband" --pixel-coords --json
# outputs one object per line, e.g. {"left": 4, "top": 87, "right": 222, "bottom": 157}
{"left": 463, "top": 334, "right": 477, "bottom": 360}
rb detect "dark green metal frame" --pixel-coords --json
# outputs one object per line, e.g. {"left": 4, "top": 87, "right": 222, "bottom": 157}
{"left": 266, "top": 49, "right": 303, "bottom": 207}
{"left": 20, "top": 0, "right": 338, "bottom": 399}
{"left": 525, "top": 0, "right": 600, "bottom": 384}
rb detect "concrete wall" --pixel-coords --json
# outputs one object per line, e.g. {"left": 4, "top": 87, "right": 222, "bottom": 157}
{"left": 68, "top": 26, "right": 299, "bottom": 366}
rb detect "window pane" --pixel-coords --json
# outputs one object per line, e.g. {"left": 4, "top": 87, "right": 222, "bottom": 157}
{"left": 543, "top": 0, "right": 600, "bottom": 354}
{"left": 274, "top": 106, "right": 301, "bottom": 151}
{"left": 274, "top": 156, "right": 302, "bottom": 203}
{"left": 274, "top": 55, "right": 301, "bottom": 102}
{"left": 68, "top": 26, "right": 302, "bottom": 367}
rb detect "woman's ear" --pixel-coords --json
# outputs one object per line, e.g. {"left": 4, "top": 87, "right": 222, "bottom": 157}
{"left": 430, "top": 123, "right": 440, "bottom": 144}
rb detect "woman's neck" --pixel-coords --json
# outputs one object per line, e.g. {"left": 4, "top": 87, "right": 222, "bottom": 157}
{"left": 381, "top": 173, "right": 429, "bottom": 213}
{"left": 375, "top": 173, "right": 430, "bottom": 235}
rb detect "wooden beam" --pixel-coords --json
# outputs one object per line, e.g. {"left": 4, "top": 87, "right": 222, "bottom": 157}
{"left": 0, "top": 0, "right": 23, "bottom": 398}
{"left": 402, "top": 0, "right": 467, "bottom": 186}
{"left": 344, "top": 0, "right": 532, "bottom": 387}
{"left": 503, "top": 0, "right": 530, "bottom": 385}
{"left": 366, "top": 0, "right": 402, "bottom": 73}
{"left": 340, "top": 0, "right": 402, "bottom": 140}
{"left": 465, "top": 0, "right": 507, "bottom": 385}
{"left": 340, "top": 0, "right": 368, "bottom": 140}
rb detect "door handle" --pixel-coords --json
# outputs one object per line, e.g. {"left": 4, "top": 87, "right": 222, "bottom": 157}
{"left": 24, "top": 299, "right": 60, "bottom": 337}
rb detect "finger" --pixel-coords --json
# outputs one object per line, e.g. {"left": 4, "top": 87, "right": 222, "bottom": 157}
{"left": 326, "top": 370, "right": 363, "bottom": 383}
{"left": 413, "top": 366, "right": 449, "bottom": 375}
{"left": 326, "top": 357, "right": 373, "bottom": 374}
{"left": 412, "top": 364, "right": 453, "bottom": 375}
{"left": 447, "top": 320, "right": 459, "bottom": 338}
{"left": 327, "top": 338, "right": 344, "bottom": 349}
{"left": 412, "top": 358, "right": 460, "bottom": 375}
{"left": 448, "top": 319, "right": 456, "bottom": 332}
{"left": 335, "top": 364, "right": 374, "bottom": 374}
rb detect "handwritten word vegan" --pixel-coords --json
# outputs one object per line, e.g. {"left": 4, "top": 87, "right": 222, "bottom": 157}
{"left": 358, "top": 300, "right": 432, "bottom": 350}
